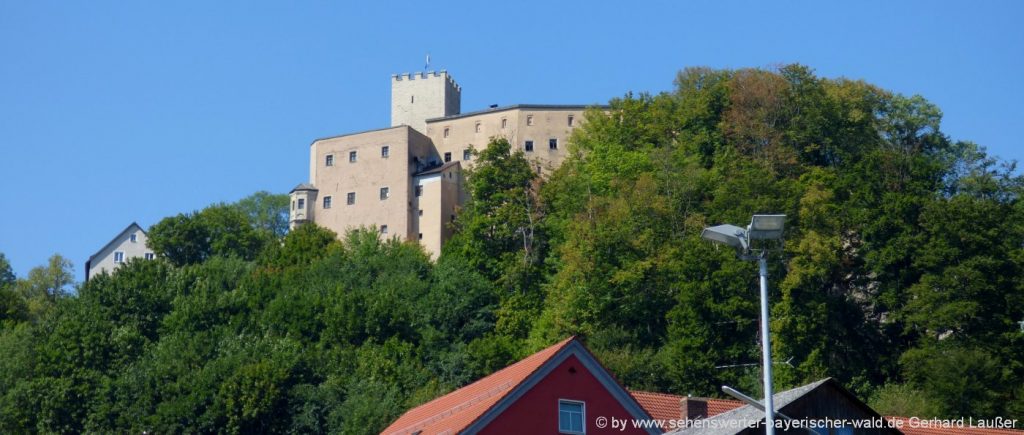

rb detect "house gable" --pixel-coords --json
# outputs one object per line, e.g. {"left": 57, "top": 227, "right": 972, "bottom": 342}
{"left": 464, "top": 340, "right": 657, "bottom": 435}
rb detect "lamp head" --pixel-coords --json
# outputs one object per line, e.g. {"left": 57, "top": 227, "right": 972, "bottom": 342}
{"left": 747, "top": 214, "right": 785, "bottom": 240}
{"left": 701, "top": 224, "right": 749, "bottom": 251}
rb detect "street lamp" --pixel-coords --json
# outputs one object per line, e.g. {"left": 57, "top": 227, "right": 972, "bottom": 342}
{"left": 701, "top": 214, "right": 785, "bottom": 435}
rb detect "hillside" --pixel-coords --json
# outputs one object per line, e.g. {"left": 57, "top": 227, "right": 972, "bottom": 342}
{"left": 1, "top": 65, "right": 1022, "bottom": 433}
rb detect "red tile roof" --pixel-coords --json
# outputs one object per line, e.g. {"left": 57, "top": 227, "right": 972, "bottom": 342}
{"left": 380, "top": 337, "right": 575, "bottom": 435}
{"left": 630, "top": 391, "right": 746, "bottom": 422}
{"left": 887, "top": 416, "right": 1023, "bottom": 435}
{"left": 706, "top": 398, "right": 745, "bottom": 416}
{"left": 631, "top": 391, "right": 684, "bottom": 422}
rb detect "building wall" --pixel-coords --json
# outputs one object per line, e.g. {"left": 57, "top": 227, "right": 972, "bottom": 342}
{"left": 88, "top": 227, "right": 153, "bottom": 280}
{"left": 425, "top": 106, "right": 586, "bottom": 173}
{"left": 412, "top": 164, "right": 462, "bottom": 258}
{"left": 480, "top": 355, "right": 649, "bottom": 435}
{"left": 308, "top": 126, "right": 433, "bottom": 240}
{"left": 391, "top": 71, "right": 461, "bottom": 133}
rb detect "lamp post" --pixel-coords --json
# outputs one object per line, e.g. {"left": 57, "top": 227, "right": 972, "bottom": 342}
{"left": 701, "top": 214, "right": 785, "bottom": 435}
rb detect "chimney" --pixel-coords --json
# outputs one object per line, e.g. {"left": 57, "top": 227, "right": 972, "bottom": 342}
{"left": 680, "top": 397, "right": 709, "bottom": 421}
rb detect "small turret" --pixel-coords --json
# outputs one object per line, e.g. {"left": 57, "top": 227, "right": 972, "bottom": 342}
{"left": 289, "top": 183, "right": 319, "bottom": 230}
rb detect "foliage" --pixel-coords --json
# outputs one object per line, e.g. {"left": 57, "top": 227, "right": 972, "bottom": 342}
{"left": 148, "top": 204, "right": 267, "bottom": 266}
{"left": 233, "top": 191, "right": 291, "bottom": 238}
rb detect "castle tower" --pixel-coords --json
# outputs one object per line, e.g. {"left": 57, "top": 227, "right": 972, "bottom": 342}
{"left": 391, "top": 71, "right": 461, "bottom": 133}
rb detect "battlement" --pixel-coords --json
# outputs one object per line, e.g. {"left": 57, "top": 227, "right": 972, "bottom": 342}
{"left": 392, "top": 71, "right": 461, "bottom": 91}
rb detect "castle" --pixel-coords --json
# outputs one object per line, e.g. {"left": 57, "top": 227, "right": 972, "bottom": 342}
{"left": 289, "top": 71, "right": 599, "bottom": 257}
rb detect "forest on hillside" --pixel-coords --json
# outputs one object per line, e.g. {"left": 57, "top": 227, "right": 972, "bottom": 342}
{"left": 1, "top": 65, "right": 1022, "bottom": 433}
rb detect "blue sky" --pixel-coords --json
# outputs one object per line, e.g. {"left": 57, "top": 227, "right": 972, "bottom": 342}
{"left": 1, "top": 1, "right": 1022, "bottom": 278}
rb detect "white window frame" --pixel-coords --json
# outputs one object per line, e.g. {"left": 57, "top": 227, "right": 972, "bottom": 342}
{"left": 525, "top": 140, "right": 534, "bottom": 152}
{"left": 463, "top": 149, "right": 471, "bottom": 160}
{"left": 114, "top": 251, "right": 125, "bottom": 264}
{"left": 349, "top": 150, "right": 357, "bottom": 163}
{"left": 549, "top": 138, "right": 559, "bottom": 150}
{"left": 558, "top": 399, "right": 586, "bottom": 435}
{"left": 298, "top": 198, "right": 305, "bottom": 210}
{"left": 380, "top": 187, "right": 390, "bottom": 200}
{"left": 129, "top": 233, "right": 137, "bottom": 243}
{"left": 444, "top": 152, "right": 452, "bottom": 162}
{"left": 326, "top": 154, "right": 334, "bottom": 166}
{"left": 144, "top": 253, "right": 155, "bottom": 260}
{"left": 323, "top": 196, "right": 332, "bottom": 209}
{"left": 380, "top": 225, "right": 388, "bottom": 235}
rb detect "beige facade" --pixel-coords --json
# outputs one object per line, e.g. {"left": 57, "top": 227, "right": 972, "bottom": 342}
{"left": 425, "top": 105, "right": 586, "bottom": 173}
{"left": 291, "top": 72, "right": 600, "bottom": 258}
{"left": 85, "top": 222, "right": 155, "bottom": 281}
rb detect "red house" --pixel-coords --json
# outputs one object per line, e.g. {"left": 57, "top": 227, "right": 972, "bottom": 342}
{"left": 380, "top": 337, "right": 659, "bottom": 435}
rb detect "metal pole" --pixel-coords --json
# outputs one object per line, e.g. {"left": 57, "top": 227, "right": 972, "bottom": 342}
{"left": 759, "top": 254, "right": 775, "bottom": 435}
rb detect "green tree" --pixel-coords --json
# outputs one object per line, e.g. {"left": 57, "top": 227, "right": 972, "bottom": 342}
{"left": 148, "top": 204, "right": 266, "bottom": 266}
{"left": 0, "top": 253, "right": 14, "bottom": 288}
{"left": 233, "top": 191, "right": 290, "bottom": 238}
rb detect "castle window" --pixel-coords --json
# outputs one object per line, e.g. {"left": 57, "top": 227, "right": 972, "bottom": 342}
{"left": 418, "top": 233, "right": 423, "bottom": 240}
{"left": 558, "top": 400, "right": 585, "bottom": 434}
{"left": 444, "top": 152, "right": 452, "bottom": 162}
{"left": 450, "top": 214, "right": 456, "bottom": 223}
{"left": 381, "top": 146, "right": 390, "bottom": 158}
{"left": 380, "top": 187, "right": 390, "bottom": 200}
{"left": 525, "top": 140, "right": 534, "bottom": 152}
{"left": 527, "top": 115, "right": 534, "bottom": 126}
{"left": 323, "top": 196, "right": 332, "bottom": 209}
{"left": 144, "top": 253, "right": 155, "bottom": 260}
{"left": 291, "top": 200, "right": 295, "bottom": 210}
{"left": 349, "top": 151, "right": 357, "bottom": 163}
{"left": 326, "top": 154, "right": 334, "bottom": 166}
{"left": 114, "top": 251, "right": 125, "bottom": 264}
{"left": 347, "top": 192, "right": 355, "bottom": 205}
{"left": 463, "top": 149, "right": 471, "bottom": 160}
{"left": 410, "top": 95, "right": 414, "bottom": 103}
{"left": 475, "top": 122, "right": 481, "bottom": 133}
{"left": 444, "top": 127, "right": 450, "bottom": 138}
{"left": 415, "top": 185, "right": 423, "bottom": 197}
{"left": 418, "top": 209, "right": 423, "bottom": 216}
{"left": 568, "top": 115, "right": 575, "bottom": 127}
{"left": 501, "top": 118, "right": 508, "bottom": 129}
{"left": 130, "top": 233, "right": 137, "bottom": 243}
{"left": 298, "top": 198, "right": 305, "bottom": 210}
{"left": 549, "top": 138, "right": 558, "bottom": 150}
{"left": 380, "top": 225, "right": 388, "bottom": 235}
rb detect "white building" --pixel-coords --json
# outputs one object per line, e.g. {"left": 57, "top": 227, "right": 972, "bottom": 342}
{"left": 85, "top": 222, "right": 155, "bottom": 281}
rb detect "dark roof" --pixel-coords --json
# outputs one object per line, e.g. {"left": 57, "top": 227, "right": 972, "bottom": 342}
{"left": 667, "top": 378, "right": 889, "bottom": 435}
{"left": 413, "top": 161, "right": 460, "bottom": 177}
{"left": 290, "top": 183, "right": 319, "bottom": 193}
{"left": 87, "top": 222, "right": 146, "bottom": 265}
{"left": 309, "top": 125, "right": 410, "bottom": 145}
{"left": 425, "top": 104, "right": 609, "bottom": 123}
